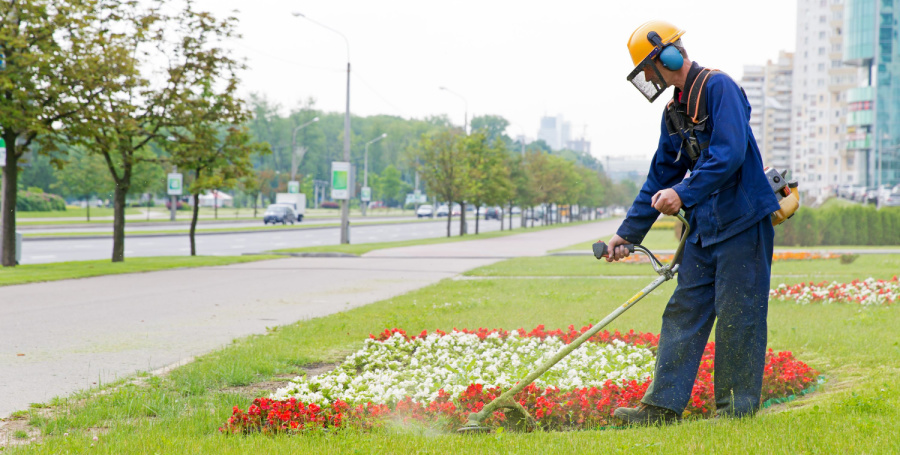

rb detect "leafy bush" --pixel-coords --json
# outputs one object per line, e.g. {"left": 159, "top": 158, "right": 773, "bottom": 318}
{"left": 775, "top": 206, "right": 900, "bottom": 246}
{"left": 16, "top": 191, "right": 67, "bottom": 212}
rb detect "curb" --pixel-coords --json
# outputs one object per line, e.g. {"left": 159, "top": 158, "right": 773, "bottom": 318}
{"left": 243, "top": 252, "right": 359, "bottom": 258}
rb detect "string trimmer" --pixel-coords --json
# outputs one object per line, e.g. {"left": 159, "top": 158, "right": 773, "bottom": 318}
{"left": 457, "top": 210, "right": 690, "bottom": 433}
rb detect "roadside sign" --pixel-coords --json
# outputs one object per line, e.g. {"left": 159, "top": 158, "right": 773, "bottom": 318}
{"left": 360, "top": 186, "right": 371, "bottom": 202}
{"left": 0, "top": 138, "right": 5, "bottom": 167}
{"left": 287, "top": 180, "right": 300, "bottom": 194}
{"left": 405, "top": 192, "right": 427, "bottom": 205}
{"left": 331, "top": 161, "right": 350, "bottom": 200}
{"left": 167, "top": 173, "right": 183, "bottom": 195}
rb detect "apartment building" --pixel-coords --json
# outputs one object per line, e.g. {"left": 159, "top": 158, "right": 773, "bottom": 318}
{"left": 741, "top": 52, "right": 794, "bottom": 172}
{"left": 792, "top": 0, "right": 861, "bottom": 200}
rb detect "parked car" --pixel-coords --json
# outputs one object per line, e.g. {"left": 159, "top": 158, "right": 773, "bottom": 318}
{"left": 525, "top": 207, "right": 544, "bottom": 220}
{"left": 883, "top": 192, "right": 900, "bottom": 207}
{"left": 850, "top": 186, "right": 867, "bottom": 202}
{"left": 263, "top": 204, "right": 296, "bottom": 225}
{"left": 484, "top": 207, "right": 500, "bottom": 220}
{"left": 416, "top": 204, "right": 434, "bottom": 218}
{"left": 435, "top": 204, "right": 449, "bottom": 217}
{"left": 511, "top": 206, "right": 521, "bottom": 215}
{"left": 451, "top": 204, "right": 461, "bottom": 216}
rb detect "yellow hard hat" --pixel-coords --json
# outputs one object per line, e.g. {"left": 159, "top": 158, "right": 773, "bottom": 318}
{"left": 627, "top": 20, "right": 686, "bottom": 66}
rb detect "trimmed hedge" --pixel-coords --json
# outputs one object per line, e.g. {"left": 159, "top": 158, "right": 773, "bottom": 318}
{"left": 775, "top": 206, "right": 900, "bottom": 246}
{"left": 16, "top": 191, "right": 67, "bottom": 212}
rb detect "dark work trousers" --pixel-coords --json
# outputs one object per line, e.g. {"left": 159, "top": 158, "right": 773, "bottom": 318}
{"left": 641, "top": 217, "right": 775, "bottom": 416}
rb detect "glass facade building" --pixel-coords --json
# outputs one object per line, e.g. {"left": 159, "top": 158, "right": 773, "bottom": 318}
{"left": 844, "top": 0, "right": 900, "bottom": 188}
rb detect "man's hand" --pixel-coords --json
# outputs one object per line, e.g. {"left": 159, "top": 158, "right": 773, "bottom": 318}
{"left": 652, "top": 188, "right": 682, "bottom": 215}
{"left": 605, "top": 234, "right": 632, "bottom": 263}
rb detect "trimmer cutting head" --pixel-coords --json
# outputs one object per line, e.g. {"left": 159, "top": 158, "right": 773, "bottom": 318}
{"left": 456, "top": 424, "right": 493, "bottom": 434}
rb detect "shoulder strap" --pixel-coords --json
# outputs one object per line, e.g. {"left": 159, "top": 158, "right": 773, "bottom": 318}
{"left": 685, "top": 68, "right": 719, "bottom": 124}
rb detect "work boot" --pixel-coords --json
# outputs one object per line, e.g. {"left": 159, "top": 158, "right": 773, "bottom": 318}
{"left": 613, "top": 403, "right": 681, "bottom": 426}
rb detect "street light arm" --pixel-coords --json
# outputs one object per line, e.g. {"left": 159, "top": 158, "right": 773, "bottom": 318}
{"left": 365, "top": 133, "right": 388, "bottom": 147}
{"left": 439, "top": 86, "right": 468, "bottom": 109}
{"left": 291, "top": 117, "right": 320, "bottom": 145}
{"left": 292, "top": 12, "right": 350, "bottom": 62}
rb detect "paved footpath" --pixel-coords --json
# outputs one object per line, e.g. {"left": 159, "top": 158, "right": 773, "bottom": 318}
{"left": 0, "top": 219, "right": 619, "bottom": 418}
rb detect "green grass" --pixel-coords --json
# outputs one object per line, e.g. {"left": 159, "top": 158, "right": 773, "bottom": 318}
{"left": 17, "top": 208, "right": 140, "bottom": 219}
{"left": 7, "top": 254, "right": 900, "bottom": 453}
{"left": 0, "top": 255, "right": 281, "bottom": 287}
{"left": 273, "top": 219, "right": 601, "bottom": 255}
{"left": 555, "top": 228, "right": 900, "bottom": 253}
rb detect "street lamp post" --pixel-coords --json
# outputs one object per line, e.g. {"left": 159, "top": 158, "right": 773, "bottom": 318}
{"left": 290, "top": 117, "right": 319, "bottom": 181}
{"left": 293, "top": 12, "right": 352, "bottom": 244}
{"left": 362, "top": 133, "right": 387, "bottom": 216}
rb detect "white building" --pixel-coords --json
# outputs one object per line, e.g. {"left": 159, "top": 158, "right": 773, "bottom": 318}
{"left": 537, "top": 115, "right": 571, "bottom": 151}
{"left": 740, "top": 65, "right": 766, "bottom": 153}
{"left": 791, "top": 0, "right": 862, "bottom": 201}
{"left": 741, "top": 52, "right": 793, "bottom": 171}
{"left": 763, "top": 52, "right": 794, "bottom": 171}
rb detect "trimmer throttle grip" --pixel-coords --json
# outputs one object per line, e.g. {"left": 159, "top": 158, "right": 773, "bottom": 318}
{"left": 593, "top": 241, "right": 634, "bottom": 259}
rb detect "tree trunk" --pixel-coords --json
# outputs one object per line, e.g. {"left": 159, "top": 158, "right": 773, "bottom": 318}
{"left": 499, "top": 207, "right": 504, "bottom": 231}
{"left": 253, "top": 192, "right": 258, "bottom": 218}
{"left": 190, "top": 191, "right": 200, "bottom": 256}
{"left": 446, "top": 209, "right": 452, "bottom": 238}
{"left": 86, "top": 198, "right": 90, "bottom": 222}
{"left": 111, "top": 182, "right": 128, "bottom": 262}
{"left": 475, "top": 206, "right": 480, "bottom": 234}
{"left": 1, "top": 143, "right": 19, "bottom": 267}
{"left": 508, "top": 202, "right": 513, "bottom": 230}
{"left": 459, "top": 202, "right": 466, "bottom": 237}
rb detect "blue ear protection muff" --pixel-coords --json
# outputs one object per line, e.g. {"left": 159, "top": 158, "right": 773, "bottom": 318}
{"left": 647, "top": 31, "right": 684, "bottom": 71}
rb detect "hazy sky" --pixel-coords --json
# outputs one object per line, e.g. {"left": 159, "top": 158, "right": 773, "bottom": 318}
{"left": 193, "top": 0, "right": 798, "bottom": 161}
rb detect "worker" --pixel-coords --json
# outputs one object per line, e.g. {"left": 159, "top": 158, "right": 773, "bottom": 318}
{"left": 606, "top": 20, "right": 781, "bottom": 424}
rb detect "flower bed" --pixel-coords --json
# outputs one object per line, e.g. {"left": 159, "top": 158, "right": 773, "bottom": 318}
{"left": 770, "top": 276, "right": 899, "bottom": 306}
{"left": 221, "top": 326, "right": 818, "bottom": 434}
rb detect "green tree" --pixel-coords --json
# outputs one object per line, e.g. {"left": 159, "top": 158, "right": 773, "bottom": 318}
{"left": 240, "top": 169, "right": 275, "bottom": 217}
{"left": 66, "top": 0, "right": 244, "bottom": 262}
{"left": 509, "top": 153, "right": 538, "bottom": 228}
{"left": 469, "top": 115, "right": 510, "bottom": 145}
{"left": 415, "top": 129, "right": 468, "bottom": 237}
{"left": 0, "top": 0, "right": 103, "bottom": 266}
{"left": 378, "top": 165, "right": 404, "bottom": 207}
{"left": 464, "top": 132, "right": 511, "bottom": 234}
{"left": 170, "top": 125, "right": 264, "bottom": 255}
{"left": 51, "top": 150, "right": 113, "bottom": 221}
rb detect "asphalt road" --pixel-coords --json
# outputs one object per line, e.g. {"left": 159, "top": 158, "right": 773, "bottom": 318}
{"left": 16, "top": 216, "right": 406, "bottom": 234}
{"left": 20, "top": 217, "right": 537, "bottom": 264}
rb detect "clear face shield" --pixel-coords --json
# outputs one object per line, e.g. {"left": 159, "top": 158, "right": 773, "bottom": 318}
{"left": 626, "top": 52, "right": 669, "bottom": 103}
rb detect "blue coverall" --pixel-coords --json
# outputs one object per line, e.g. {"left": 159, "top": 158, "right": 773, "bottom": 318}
{"left": 616, "top": 62, "right": 782, "bottom": 416}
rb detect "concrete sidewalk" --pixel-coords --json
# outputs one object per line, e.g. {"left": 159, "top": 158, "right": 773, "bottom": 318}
{"left": 0, "top": 219, "right": 618, "bottom": 418}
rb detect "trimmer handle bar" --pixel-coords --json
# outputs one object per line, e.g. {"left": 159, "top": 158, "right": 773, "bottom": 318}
{"left": 592, "top": 241, "right": 634, "bottom": 259}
